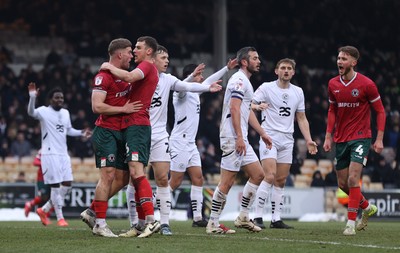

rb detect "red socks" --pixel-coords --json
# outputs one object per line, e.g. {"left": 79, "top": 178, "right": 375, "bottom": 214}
{"left": 348, "top": 187, "right": 362, "bottom": 221}
{"left": 93, "top": 200, "right": 108, "bottom": 219}
{"left": 133, "top": 176, "right": 154, "bottom": 216}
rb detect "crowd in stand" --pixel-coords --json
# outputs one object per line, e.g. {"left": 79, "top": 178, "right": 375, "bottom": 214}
{"left": 0, "top": 0, "right": 399, "bottom": 187}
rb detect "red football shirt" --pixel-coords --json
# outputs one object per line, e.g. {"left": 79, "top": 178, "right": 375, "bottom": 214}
{"left": 327, "top": 72, "right": 381, "bottom": 143}
{"left": 33, "top": 151, "right": 44, "bottom": 182}
{"left": 92, "top": 70, "right": 131, "bottom": 130}
{"left": 121, "top": 61, "right": 158, "bottom": 128}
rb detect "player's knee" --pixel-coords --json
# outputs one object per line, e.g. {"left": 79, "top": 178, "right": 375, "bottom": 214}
{"left": 191, "top": 175, "right": 204, "bottom": 186}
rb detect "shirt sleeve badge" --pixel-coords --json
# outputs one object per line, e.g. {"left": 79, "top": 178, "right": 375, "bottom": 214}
{"left": 95, "top": 76, "right": 103, "bottom": 86}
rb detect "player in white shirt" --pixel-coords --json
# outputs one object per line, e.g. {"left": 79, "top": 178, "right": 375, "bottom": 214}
{"left": 27, "top": 82, "right": 91, "bottom": 227}
{"left": 206, "top": 47, "right": 272, "bottom": 234}
{"left": 169, "top": 59, "right": 238, "bottom": 228}
{"left": 252, "top": 58, "right": 318, "bottom": 229}
{"left": 124, "top": 45, "right": 222, "bottom": 236}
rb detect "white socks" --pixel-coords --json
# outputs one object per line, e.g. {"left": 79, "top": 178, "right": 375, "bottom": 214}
{"left": 209, "top": 187, "right": 226, "bottom": 226}
{"left": 50, "top": 187, "right": 64, "bottom": 220}
{"left": 190, "top": 185, "right": 203, "bottom": 221}
{"left": 271, "top": 186, "right": 284, "bottom": 222}
{"left": 126, "top": 184, "right": 138, "bottom": 226}
{"left": 239, "top": 181, "right": 259, "bottom": 218}
{"left": 254, "top": 181, "right": 272, "bottom": 218}
{"left": 157, "top": 186, "right": 171, "bottom": 225}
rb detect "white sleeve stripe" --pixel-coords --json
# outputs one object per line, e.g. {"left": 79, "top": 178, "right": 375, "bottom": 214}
{"left": 92, "top": 90, "right": 107, "bottom": 94}
{"left": 370, "top": 96, "right": 381, "bottom": 103}
{"left": 138, "top": 68, "right": 145, "bottom": 78}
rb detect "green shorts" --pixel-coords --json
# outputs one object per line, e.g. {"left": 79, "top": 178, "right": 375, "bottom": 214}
{"left": 335, "top": 138, "right": 371, "bottom": 170}
{"left": 92, "top": 126, "right": 128, "bottom": 170}
{"left": 122, "top": 125, "right": 151, "bottom": 165}
{"left": 37, "top": 181, "right": 50, "bottom": 199}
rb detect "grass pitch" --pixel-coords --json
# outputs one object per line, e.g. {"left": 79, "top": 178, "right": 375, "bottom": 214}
{"left": 1, "top": 220, "right": 399, "bottom": 253}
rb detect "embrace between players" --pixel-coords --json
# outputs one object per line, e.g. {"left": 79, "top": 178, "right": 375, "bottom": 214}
{"left": 80, "top": 37, "right": 385, "bottom": 237}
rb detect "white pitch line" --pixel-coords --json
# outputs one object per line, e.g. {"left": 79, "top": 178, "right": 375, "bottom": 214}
{"left": 182, "top": 233, "right": 400, "bottom": 251}
{"left": 7, "top": 226, "right": 400, "bottom": 250}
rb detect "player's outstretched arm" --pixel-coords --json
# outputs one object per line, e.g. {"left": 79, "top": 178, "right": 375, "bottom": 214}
{"left": 27, "top": 82, "right": 39, "bottom": 116}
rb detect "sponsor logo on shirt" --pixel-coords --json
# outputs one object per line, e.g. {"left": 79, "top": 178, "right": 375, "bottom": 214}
{"left": 337, "top": 102, "right": 360, "bottom": 108}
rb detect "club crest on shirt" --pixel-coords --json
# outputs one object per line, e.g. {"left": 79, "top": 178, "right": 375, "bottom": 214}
{"left": 282, "top": 93, "right": 289, "bottom": 101}
{"left": 95, "top": 76, "right": 103, "bottom": 86}
{"left": 351, "top": 89, "right": 359, "bottom": 97}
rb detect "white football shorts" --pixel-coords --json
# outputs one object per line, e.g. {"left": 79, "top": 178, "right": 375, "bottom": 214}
{"left": 220, "top": 138, "right": 259, "bottom": 172}
{"left": 41, "top": 154, "right": 73, "bottom": 184}
{"left": 169, "top": 140, "right": 201, "bottom": 172}
{"left": 259, "top": 130, "right": 294, "bottom": 163}
{"left": 149, "top": 136, "right": 171, "bottom": 163}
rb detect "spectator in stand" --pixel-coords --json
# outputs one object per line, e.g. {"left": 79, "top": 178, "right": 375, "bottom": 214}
{"left": 201, "top": 143, "right": 221, "bottom": 177}
{"left": 15, "top": 171, "right": 26, "bottom": 182}
{"left": 9, "top": 131, "right": 31, "bottom": 158}
{"left": 310, "top": 170, "right": 325, "bottom": 187}
{"left": 377, "top": 155, "right": 397, "bottom": 189}
{"left": 324, "top": 168, "right": 338, "bottom": 187}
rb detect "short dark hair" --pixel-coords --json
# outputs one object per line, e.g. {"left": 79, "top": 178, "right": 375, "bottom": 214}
{"left": 182, "top": 64, "right": 197, "bottom": 78}
{"left": 157, "top": 45, "right": 168, "bottom": 54}
{"left": 137, "top": 36, "right": 158, "bottom": 57}
{"left": 108, "top": 38, "right": 132, "bottom": 56}
{"left": 47, "top": 87, "right": 63, "bottom": 99}
{"left": 338, "top": 46, "right": 360, "bottom": 60}
{"left": 236, "top": 46, "right": 257, "bottom": 67}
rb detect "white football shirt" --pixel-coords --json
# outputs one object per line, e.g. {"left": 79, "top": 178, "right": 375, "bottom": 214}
{"left": 150, "top": 73, "right": 211, "bottom": 141}
{"left": 170, "top": 66, "right": 228, "bottom": 143}
{"left": 253, "top": 80, "right": 305, "bottom": 134}
{"left": 30, "top": 106, "right": 73, "bottom": 155}
{"left": 219, "top": 69, "right": 253, "bottom": 140}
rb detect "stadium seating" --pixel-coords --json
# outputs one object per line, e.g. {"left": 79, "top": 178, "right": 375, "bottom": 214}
{"left": 294, "top": 174, "right": 312, "bottom": 188}
{"left": 317, "top": 159, "right": 333, "bottom": 179}
{"left": 0, "top": 156, "right": 100, "bottom": 183}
